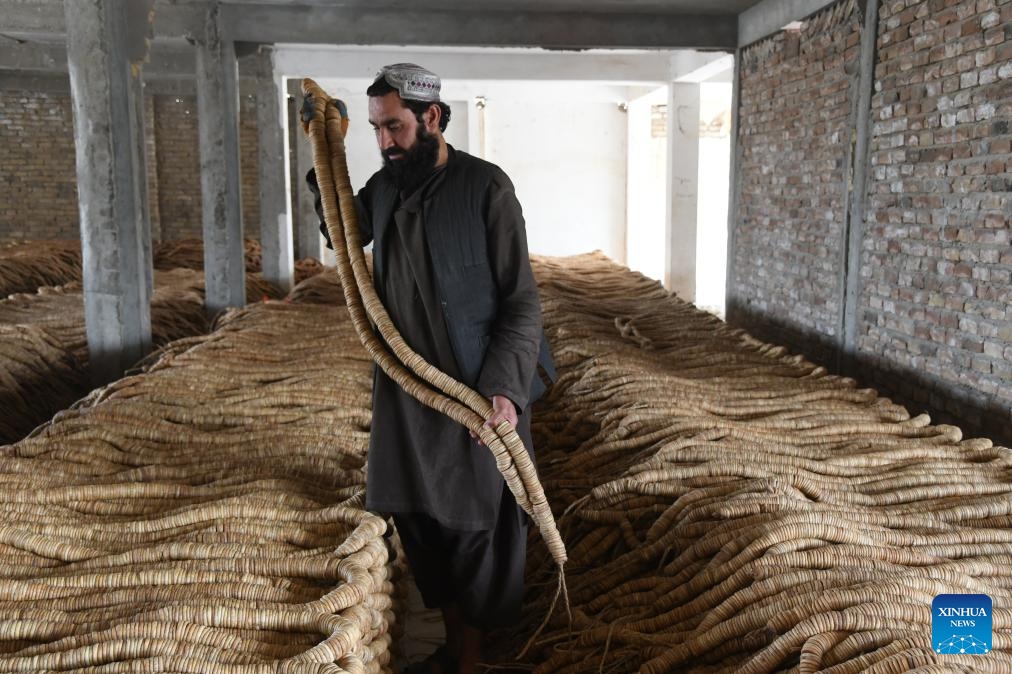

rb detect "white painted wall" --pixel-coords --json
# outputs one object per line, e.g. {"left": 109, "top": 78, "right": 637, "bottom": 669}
{"left": 625, "top": 86, "right": 668, "bottom": 283}
{"left": 316, "top": 78, "right": 629, "bottom": 261}
{"left": 475, "top": 82, "right": 628, "bottom": 260}
{"left": 696, "top": 82, "right": 731, "bottom": 316}
{"left": 623, "top": 80, "right": 731, "bottom": 315}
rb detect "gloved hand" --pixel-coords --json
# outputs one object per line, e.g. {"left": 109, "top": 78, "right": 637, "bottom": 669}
{"left": 304, "top": 168, "right": 334, "bottom": 250}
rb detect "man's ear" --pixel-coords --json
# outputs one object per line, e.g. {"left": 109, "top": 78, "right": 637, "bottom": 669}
{"left": 425, "top": 103, "right": 441, "bottom": 132}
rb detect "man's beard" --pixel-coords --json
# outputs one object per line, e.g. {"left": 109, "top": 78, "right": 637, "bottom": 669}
{"left": 382, "top": 125, "right": 440, "bottom": 193}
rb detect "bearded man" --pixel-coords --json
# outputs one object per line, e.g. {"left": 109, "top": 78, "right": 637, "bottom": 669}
{"left": 310, "top": 63, "right": 554, "bottom": 674}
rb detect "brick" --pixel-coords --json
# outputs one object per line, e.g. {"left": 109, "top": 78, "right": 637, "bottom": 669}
{"left": 971, "top": 356, "right": 991, "bottom": 373}
{"left": 853, "top": 1, "right": 1012, "bottom": 440}
{"left": 1, "top": 89, "right": 264, "bottom": 242}
{"left": 733, "top": 4, "right": 862, "bottom": 360}
{"left": 953, "top": 263, "right": 974, "bottom": 276}
{"left": 984, "top": 340, "right": 1004, "bottom": 357}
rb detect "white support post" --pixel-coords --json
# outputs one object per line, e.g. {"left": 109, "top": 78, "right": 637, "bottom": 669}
{"left": 665, "top": 82, "right": 700, "bottom": 301}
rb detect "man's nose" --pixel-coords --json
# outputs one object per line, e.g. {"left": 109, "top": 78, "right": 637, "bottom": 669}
{"left": 378, "top": 129, "right": 395, "bottom": 149}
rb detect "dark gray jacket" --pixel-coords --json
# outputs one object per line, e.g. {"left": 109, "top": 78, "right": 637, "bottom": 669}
{"left": 312, "top": 147, "right": 555, "bottom": 408}
{"left": 310, "top": 147, "right": 554, "bottom": 527}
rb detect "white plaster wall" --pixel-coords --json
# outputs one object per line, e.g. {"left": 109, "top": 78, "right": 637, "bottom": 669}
{"left": 473, "top": 82, "right": 628, "bottom": 260}
{"left": 625, "top": 86, "right": 668, "bottom": 283}
{"left": 316, "top": 78, "right": 629, "bottom": 261}
{"left": 623, "top": 81, "right": 730, "bottom": 311}
{"left": 695, "top": 82, "right": 731, "bottom": 316}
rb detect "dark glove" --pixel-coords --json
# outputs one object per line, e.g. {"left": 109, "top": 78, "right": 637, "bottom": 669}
{"left": 305, "top": 167, "right": 334, "bottom": 250}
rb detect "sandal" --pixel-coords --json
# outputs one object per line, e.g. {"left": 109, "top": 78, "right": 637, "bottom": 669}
{"left": 401, "top": 645, "right": 459, "bottom": 674}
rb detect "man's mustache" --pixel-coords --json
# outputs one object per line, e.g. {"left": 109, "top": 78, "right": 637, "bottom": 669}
{"left": 382, "top": 146, "right": 407, "bottom": 161}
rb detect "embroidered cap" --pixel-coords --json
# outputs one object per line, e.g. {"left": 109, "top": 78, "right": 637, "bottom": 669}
{"left": 374, "top": 63, "right": 441, "bottom": 102}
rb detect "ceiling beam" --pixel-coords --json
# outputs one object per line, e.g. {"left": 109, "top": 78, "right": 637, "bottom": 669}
{"left": 669, "top": 50, "right": 732, "bottom": 81}
{"left": 673, "top": 52, "right": 734, "bottom": 82}
{"left": 0, "top": 39, "right": 199, "bottom": 77}
{"left": 274, "top": 46, "right": 679, "bottom": 83}
{"left": 222, "top": 6, "right": 737, "bottom": 50}
{"left": 1, "top": 0, "right": 67, "bottom": 36}
{"left": 2, "top": 0, "right": 202, "bottom": 44}
{"left": 0, "top": 39, "right": 734, "bottom": 86}
{"left": 0, "top": 40, "right": 275, "bottom": 90}
{"left": 0, "top": 71, "right": 69, "bottom": 92}
{"left": 0, "top": 39, "right": 65, "bottom": 71}
{"left": 738, "top": 0, "right": 837, "bottom": 47}
{"left": 5, "top": 1, "right": 738, "bottom": 52}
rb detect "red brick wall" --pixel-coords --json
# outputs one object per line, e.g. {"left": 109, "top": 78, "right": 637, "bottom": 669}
{"left": 239, "top": 93, "right": 260, "bottom": 238}
{"left": 0, "top": 88, "right": 262, "bottom": 243}
{"left": 729, "top": 0, "right": 863, "bottom": 366}
{"left": 151, "top": 93, "right": 260, "bottom": 241}
{"left": 859, "top": 0, "right": 1012, "bottom": 435}
{"left": 143, "top": 93, "right": 161, "bottom": 242}
{"left": 0, "top": 90, "right": 79, "bottom": 240}
{"left": 732, "top": 0, "right": 1012, "bottom": 439}
{"left": 152, "top": 94, "right": 202, "bottom": 239}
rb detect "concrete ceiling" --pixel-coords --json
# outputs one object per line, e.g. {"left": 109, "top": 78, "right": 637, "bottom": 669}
{"left": 1, "top": 0, "right": 831, "bottom": 81}
{"left": 206, "top": 0, "right": 765, "bottom": 12}
{"left": 2, "top": 0, "right": 779, "bottom": 50}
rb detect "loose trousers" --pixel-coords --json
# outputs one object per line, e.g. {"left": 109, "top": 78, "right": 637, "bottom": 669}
{"left": 392, "top": 484, "right": 528, "bottom": 630}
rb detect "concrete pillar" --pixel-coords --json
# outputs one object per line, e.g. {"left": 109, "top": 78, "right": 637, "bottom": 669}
{"left": 665, "top": 82, "right": 700, "bottom": 301}
{"left": 725, "top": 50, "right": 743, "bottom": 320}
{"left": 65, "top": 0, "right": 152, "bottom": 385}
{"left": 132, "top": 75, "right": 154, "bottom": 302}
{"left": 255, "top": 46, "right": 294, "bottom": 294}
{"left": 738, "top": 0, "right": 839, "bottom": 48}
{"left": 195, "top": 3, "right": 245, "bottom": 313}
{"left": 840, "top": 0, "right": 880, "bottom": 374}
{"left": 288, "top": 77, "right": 324, "bottom": 262}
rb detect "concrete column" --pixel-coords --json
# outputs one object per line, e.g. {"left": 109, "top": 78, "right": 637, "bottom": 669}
{"left": 665, "top": 82, "right": 700, "bottom": 301}
{"left": 288, "top": 77, "right": 323, "bottom": 262}
{"left": 132, "top": 75, "right": 154, "bottom": 301}
{"left": 195, "top": 3, "right": 245, "bottom": 313}
{"left": 65, "top": 0, "right": 152, "bottom": 385}
{"left": 255, "top": 46, "right": 293, "bottom": 294}
{"left": 739, "top": 0, "right": 839, "bottom": 47}
{"left": 840, "top": 0, "right": 881, "bottom": 374}
{"left": 725, "top": 50, "right": 744, "bottom": 320}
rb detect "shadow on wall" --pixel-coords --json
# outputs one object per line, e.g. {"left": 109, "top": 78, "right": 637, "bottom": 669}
{"left": 727, "top": 300, "right": 1012, "bottom": 449}
{"left": 726, "top": 300, "right": 840, "bottom": 370}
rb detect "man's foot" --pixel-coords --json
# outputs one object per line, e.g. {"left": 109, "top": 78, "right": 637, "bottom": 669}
{"left": 401, "top": 645, "right": 459, "bottom": 674}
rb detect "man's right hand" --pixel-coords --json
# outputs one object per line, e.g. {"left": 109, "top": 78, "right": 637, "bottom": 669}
{"left": 471, "top": 394, "right": 517, "bottom": 447}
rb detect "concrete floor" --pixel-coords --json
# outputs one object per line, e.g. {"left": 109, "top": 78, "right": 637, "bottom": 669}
{"left": 392, "top": 581, "right": 532, "bottom": 673}
{"left": 393, "top": 582, "right": 446, "bottom": 672}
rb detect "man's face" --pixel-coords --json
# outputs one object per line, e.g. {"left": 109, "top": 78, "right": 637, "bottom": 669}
{"left": 368, "top": 91, "right": 440, "bottom": 191}
{"left": 368, "top": 92, "right": 423, "bottom": 160}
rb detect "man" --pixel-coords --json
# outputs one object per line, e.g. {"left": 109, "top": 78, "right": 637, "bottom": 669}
{"left": 309, "top": 63, "right": 554, "bottom": 674}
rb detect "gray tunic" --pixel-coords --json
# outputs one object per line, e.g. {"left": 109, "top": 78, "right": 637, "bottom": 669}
{"left": 362, "top": 158, "right": 539, "bottom": 530}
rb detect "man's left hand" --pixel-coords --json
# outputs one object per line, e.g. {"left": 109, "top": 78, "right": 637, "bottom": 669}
{"left": 471, "top": 395, "right": 517, "bottom": 446}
